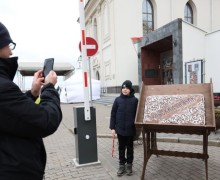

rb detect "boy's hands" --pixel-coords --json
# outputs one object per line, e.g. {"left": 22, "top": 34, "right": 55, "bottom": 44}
{"left": 111, "top": 129, "right": 116, "bottom": 137}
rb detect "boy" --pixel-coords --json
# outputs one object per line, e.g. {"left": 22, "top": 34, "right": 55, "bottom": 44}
{"left": 109, "top": 80, "right": 138, "bottom": 176}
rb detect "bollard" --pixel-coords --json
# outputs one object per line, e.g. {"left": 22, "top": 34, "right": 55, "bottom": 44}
{"left": 73, "top": 106, "right": 100, "bottom": 166}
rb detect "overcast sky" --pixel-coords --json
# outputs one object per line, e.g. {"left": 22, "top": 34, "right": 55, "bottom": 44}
{"left": 0, "top": 0, "right": 81, "bottom": 65}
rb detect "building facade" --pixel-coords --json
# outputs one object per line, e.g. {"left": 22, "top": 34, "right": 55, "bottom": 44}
{"left": 83, "top": 0, "right": 220, "bottom": 93}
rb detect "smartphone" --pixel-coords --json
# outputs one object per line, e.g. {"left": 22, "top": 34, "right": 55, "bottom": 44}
{"left": 43, "top": 58, "right": 54, "bottom": 78}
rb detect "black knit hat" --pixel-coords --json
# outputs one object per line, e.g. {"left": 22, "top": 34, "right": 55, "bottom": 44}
{"left": 0, "top": 22, "right": 14, "bottom": 49}
{"left": 121, "top": 80, "right": 132, "bottom": 91}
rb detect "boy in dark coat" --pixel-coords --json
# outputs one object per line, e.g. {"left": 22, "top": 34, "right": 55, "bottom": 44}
{"left": 0, "top": 22, "right": 62, "bottom": 180}
{"left": 110, "top": 80, "right": 138, "bottom": 176}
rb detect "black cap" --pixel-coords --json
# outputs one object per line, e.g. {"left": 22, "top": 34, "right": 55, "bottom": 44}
{"left": 0, "top": 22, "right": 14, "bottom": 49}
{"left": 121, "top": 80, "right": 132, "bottom": 91}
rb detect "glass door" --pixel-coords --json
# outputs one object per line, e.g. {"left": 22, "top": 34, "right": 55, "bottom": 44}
{"left": 161, "top": 57, "right": 173, "bottom": 84}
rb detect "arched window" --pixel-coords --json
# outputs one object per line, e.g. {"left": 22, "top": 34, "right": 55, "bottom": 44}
{"left": 184, "top": 3, "right": 193, "bottom": 24}
{"left": 142, "top": 0, "right": 154, "bottom": 35}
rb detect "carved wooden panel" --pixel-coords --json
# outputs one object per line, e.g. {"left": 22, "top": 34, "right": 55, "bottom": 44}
{"left": 143, "top": 94, "right": 205, "bottom": 125}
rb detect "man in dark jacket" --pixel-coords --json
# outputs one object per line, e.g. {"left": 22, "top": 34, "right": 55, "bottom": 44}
{"left": 0, "top": 22, "right": 62, "bottom": 180}
{"left": 110, "top": 80, "right": 138, "bottom": 176}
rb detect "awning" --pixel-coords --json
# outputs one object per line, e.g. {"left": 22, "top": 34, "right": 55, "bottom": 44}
{"left": 18, "top": 62, "right": 75, "bottom": 76}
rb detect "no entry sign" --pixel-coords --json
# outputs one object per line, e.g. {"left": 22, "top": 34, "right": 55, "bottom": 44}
{"left": 79, "top": 37, "right": 98, "bottom": 57}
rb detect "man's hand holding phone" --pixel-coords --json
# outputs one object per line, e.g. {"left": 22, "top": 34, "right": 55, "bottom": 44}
{"left": 44, "top": 71, "right": 57, "bottom": 85}
{"left": 43, "top": 58, "right": 54, "bottom": 78}
{"left": 31, "top": 69, "right": 44, "bottom": 97}
{"left": 43, "top": 58, "right": 57, "bottom": 85}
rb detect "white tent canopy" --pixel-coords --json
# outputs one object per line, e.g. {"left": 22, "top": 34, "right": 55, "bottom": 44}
{"left": 59, "top": 70, "right": 101, "bottom": 103}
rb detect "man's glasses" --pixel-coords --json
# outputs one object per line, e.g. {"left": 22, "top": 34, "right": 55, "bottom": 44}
{"left": 9, "top": 42, "right": 16, "bottom": 50}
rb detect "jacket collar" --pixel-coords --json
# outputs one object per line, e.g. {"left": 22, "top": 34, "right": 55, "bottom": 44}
{"left": 0, "top": 57, "right": 18, "bottom": 80}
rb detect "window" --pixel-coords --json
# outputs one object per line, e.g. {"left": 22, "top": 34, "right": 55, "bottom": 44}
{"left": 143, "top": 0, "right": 154, "bottom": 35}
{"left": 184, "top": 3, "right": 193, "bottom": 24}
{"left": 94, "top": 18, "right": 98, "bottom": 41}
{"left": 96, "top": 71, "right": 100, "bottom": 80}
{"left": 103, "top": 4, "right": 109, "bottom": 37}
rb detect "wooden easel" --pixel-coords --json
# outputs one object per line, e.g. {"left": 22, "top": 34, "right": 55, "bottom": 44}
{"left": 135, "top": 83, "right": 216, "bottom": 180}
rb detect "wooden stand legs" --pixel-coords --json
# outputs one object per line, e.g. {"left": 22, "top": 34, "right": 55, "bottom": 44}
{"left": 140, "top": 129, "right": 210, "bottom": 180}
{"left": 141, "top": 129, "right": 157, "bottom": 180}
{"left": 203, "top": 129, "right": 209, "bottom": 180}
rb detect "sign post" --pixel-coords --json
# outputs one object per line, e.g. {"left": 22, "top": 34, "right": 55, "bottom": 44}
{"left": 79, "top": 37, "right": 98, "bottom": 57}
{"left": 79, "top": 37, "right": 98, "bottom": 106}
{"left": 88, "top": 57, "right": 92, "bottom": 106}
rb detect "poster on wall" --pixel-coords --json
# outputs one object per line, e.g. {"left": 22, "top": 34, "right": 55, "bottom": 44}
{"left": 185, "top": 60, "right": 203, "bottom": 84}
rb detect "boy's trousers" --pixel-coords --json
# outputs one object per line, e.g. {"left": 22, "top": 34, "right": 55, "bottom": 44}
{"left": 117, "top": 134, "right": 134, "bottom": 165}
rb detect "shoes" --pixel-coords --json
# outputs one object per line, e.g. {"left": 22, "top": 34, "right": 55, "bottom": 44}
{"left": 117, "top": 164, "right": 133, "bottom": 176}
{"left": 117, "top": 164, "right": 125, "bottom": 176}
{"left": 126, "top": 164, "right": 132, "bottom": 176}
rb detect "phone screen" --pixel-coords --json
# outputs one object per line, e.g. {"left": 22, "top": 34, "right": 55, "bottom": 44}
{"left": 43, "top": 58, "right": 54, "bottom": 77}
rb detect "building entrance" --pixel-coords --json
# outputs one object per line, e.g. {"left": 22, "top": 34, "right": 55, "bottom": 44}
{"left": 141, "top": 36, "right": 173, "bottom": 85}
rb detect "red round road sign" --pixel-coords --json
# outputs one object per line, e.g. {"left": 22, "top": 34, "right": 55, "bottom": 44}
{"left": 79, "top": 37, "right": 98, "bottom": 57}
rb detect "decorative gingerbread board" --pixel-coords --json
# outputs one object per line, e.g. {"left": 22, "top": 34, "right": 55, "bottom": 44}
{"left": 143, "top": 94, "right": 205, "bottom": 125}
{"left": 135, "top": 82, "right": 216, "bottom": 130}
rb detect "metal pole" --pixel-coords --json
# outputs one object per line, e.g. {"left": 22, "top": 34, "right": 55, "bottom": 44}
{"left": 88, "top": 57, "right": 93, "bottom": 106}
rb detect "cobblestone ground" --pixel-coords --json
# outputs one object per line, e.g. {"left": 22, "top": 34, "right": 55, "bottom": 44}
{"left": 44, "top": 132, "right": 220, "bottom": 180}
{"left": 43, "top": 104, "right": 220, "bottom": 180}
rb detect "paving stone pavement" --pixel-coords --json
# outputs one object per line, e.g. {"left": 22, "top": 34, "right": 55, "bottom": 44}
{"left": 43, "top": 103, "right": 220, "bottom": 180}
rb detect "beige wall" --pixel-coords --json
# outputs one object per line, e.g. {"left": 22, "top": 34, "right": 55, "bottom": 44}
{"left": 205, "top": 30, "right": 220, "bottom": 92}
{"left": 182, "top": 22, "right": 206, "bottom": 83}
{"left": 211, "top": 0, "right": 220, "bottom": 31}
{"left": 84, "top": 0, "right": 220, "bottom": 92}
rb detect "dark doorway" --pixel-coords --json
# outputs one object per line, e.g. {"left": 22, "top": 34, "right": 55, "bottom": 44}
{"left": 141, "top": 36, "right": 173, "bottom": 85}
